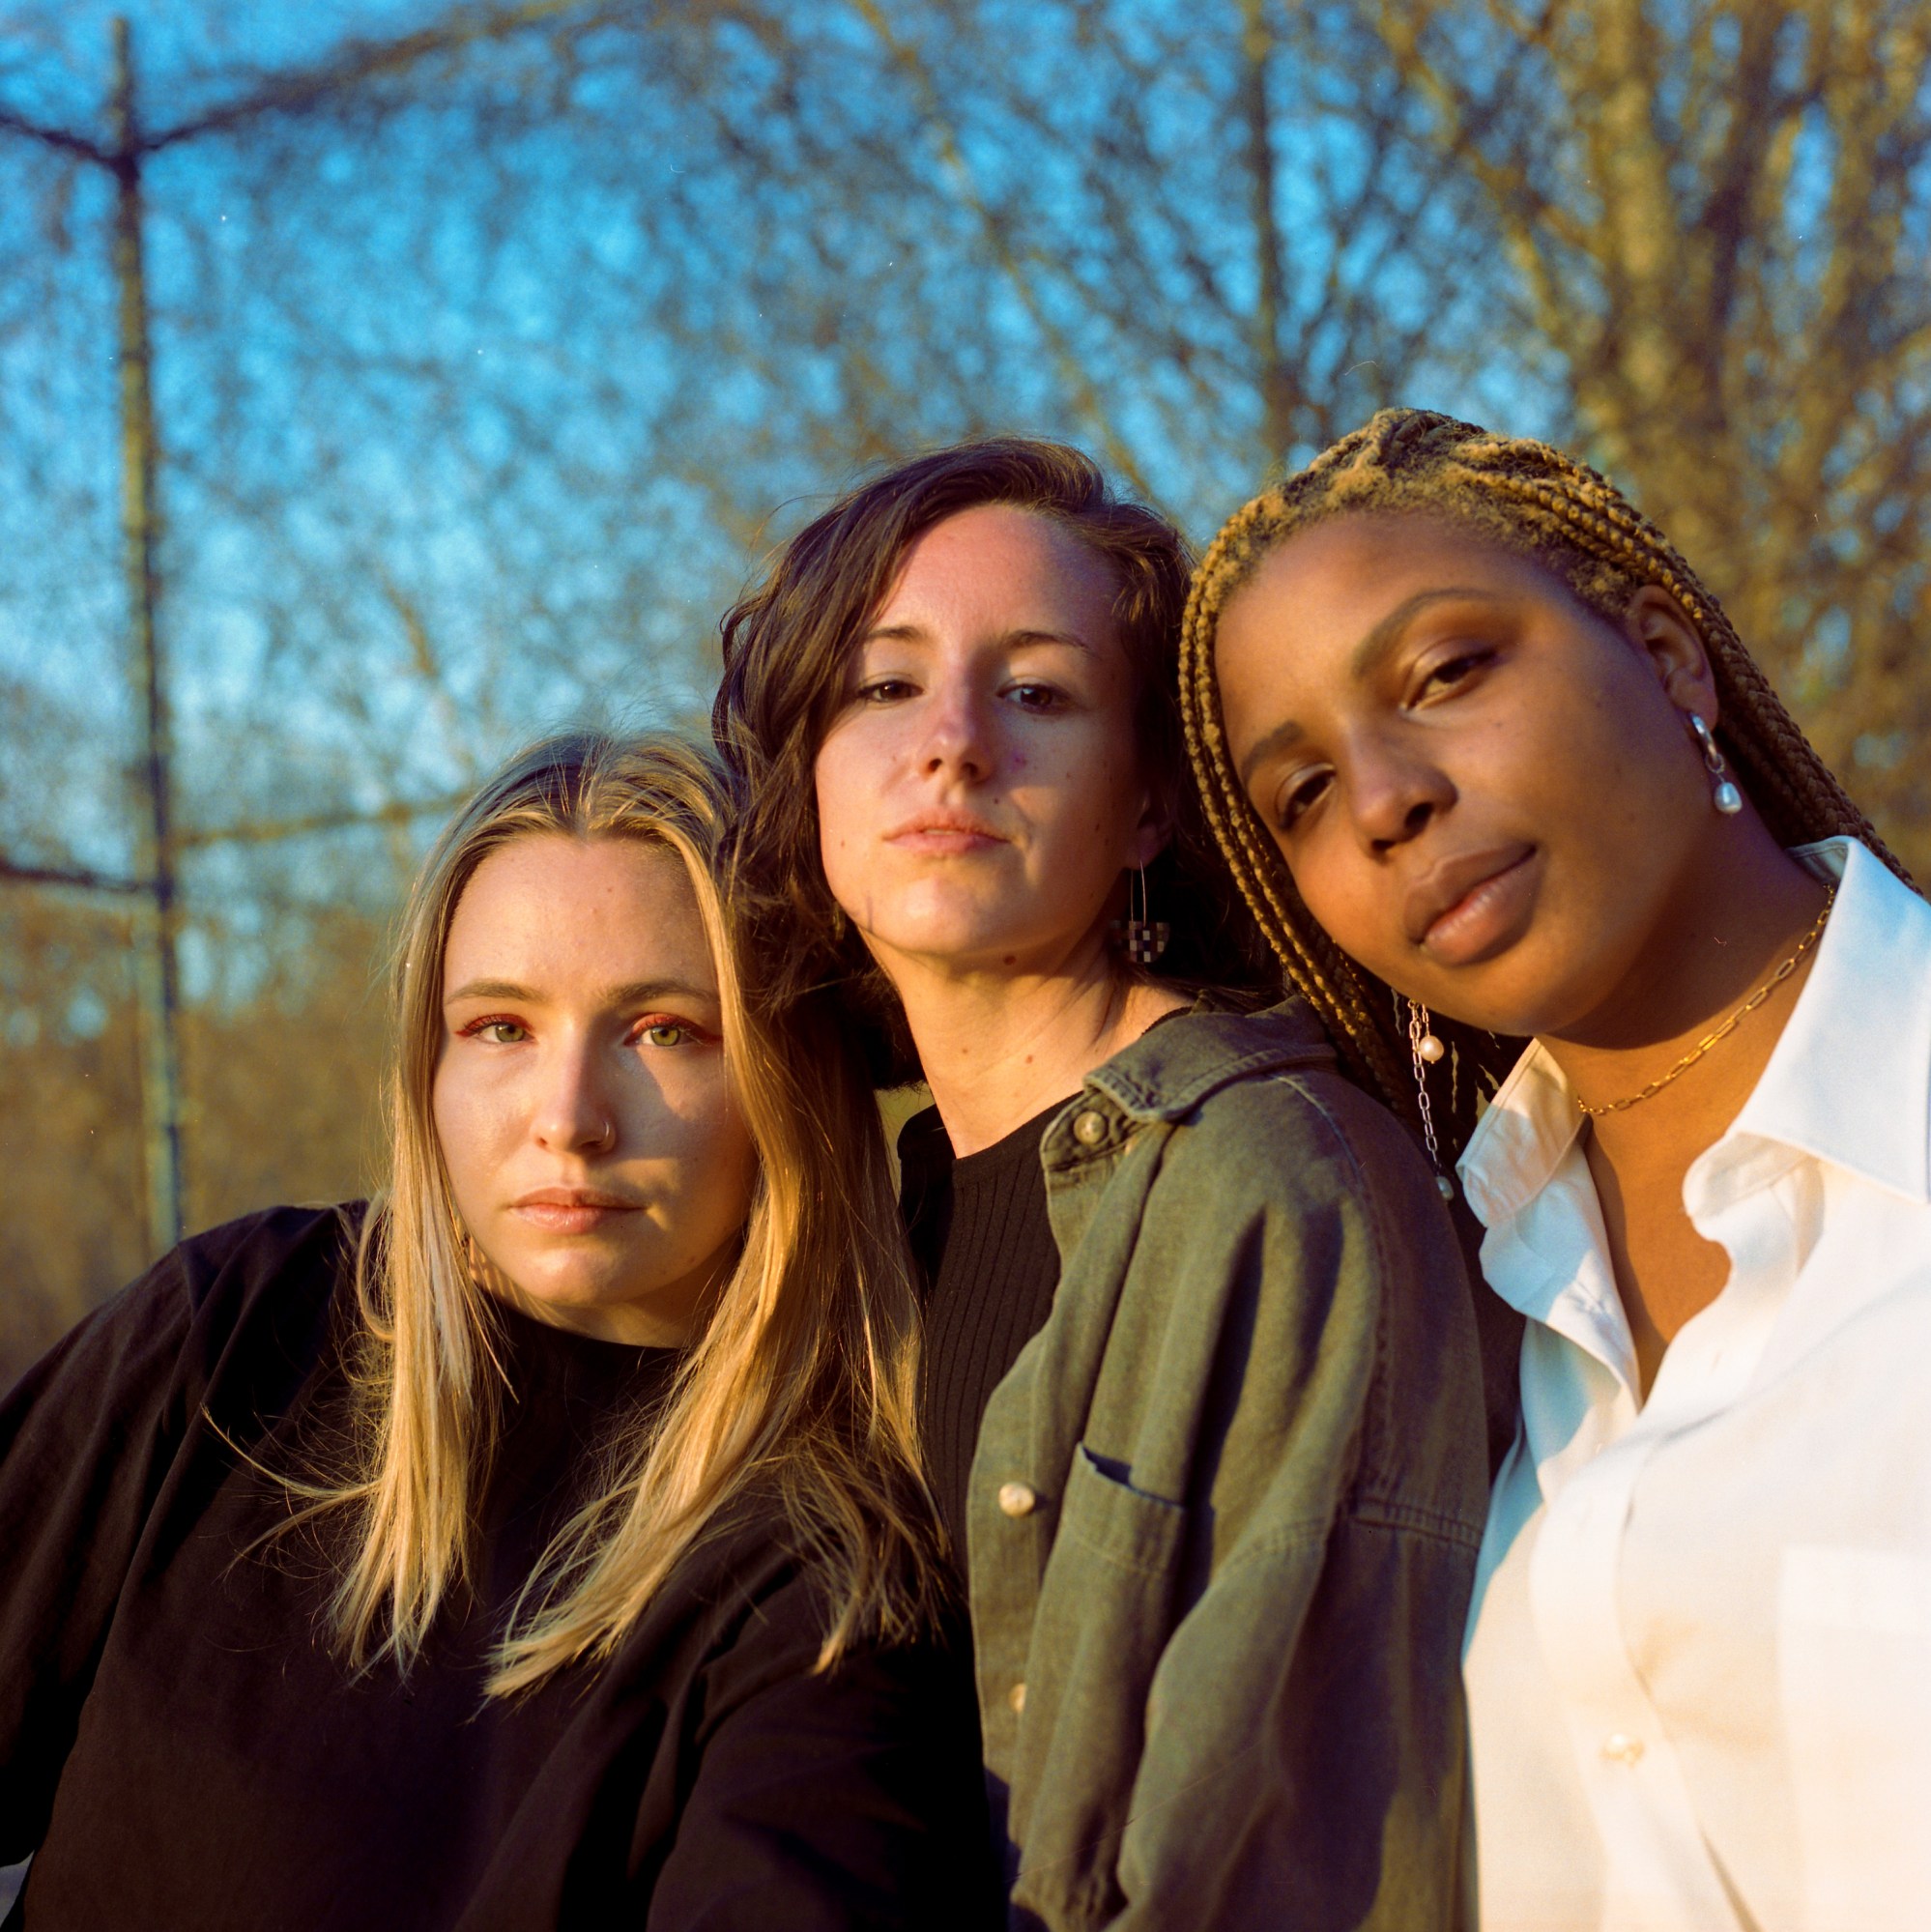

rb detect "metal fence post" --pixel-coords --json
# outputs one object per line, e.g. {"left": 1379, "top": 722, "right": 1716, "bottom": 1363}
{"left": 109, "top": 14, "right": 185, "bottom": 1256}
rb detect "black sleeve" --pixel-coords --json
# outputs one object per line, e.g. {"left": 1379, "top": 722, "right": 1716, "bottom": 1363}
{"left": 0, "top": 1253, "right": 195, "bottom": 1859}
{"left": 0, "top": 1204, "right": 350, "bottom": 1863}
{"left": 647, "top": 1594, "right": 1000, "bottom": 1932}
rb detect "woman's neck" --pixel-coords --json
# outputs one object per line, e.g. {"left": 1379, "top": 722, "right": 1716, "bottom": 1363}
{"left": 886, "top": 929, "right": 1189, "bottom": 1156}
{"left": 1537, "top": 822, "right": 1833, "bottom": 1396}
{"left": 1540, "top": 825, "right": 1829, "bottom": 1124}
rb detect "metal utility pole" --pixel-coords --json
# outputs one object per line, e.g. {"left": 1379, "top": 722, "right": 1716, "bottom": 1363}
{"left": 109, "top": 14, "right": 185, "bottom": 1254}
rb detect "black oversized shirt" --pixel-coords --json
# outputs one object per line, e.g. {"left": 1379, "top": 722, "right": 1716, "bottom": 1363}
{"left": 0, "top": 1205, "right": 993, "bottom": 1930}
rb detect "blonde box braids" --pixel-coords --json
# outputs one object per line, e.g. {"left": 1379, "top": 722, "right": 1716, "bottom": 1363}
{"left": 1179, "top": 407, "right": 1910, "bottom": 1150}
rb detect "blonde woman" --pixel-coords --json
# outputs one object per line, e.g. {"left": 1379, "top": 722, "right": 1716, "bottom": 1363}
{"left": 0, "top": 733, "right": 990, "bottom": 1930}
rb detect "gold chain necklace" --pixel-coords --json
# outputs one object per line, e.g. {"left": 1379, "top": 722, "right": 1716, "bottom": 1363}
{"left": 1573, "top": 886, "right": 1836, "bottom": 1117}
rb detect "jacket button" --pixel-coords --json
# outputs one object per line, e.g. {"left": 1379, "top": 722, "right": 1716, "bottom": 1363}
{"left": 1600, "top": 1733, "right": 1645, "bottom": 1766}
{"left": 1008, "top": 1682, "right": 1026, "bottom": 1714}
{"left": 1072, "top": 1109, "right": 1108, "bottom": 1146}
{"left": 997, "top": 1482, "right": 1037, "bottom": 1517}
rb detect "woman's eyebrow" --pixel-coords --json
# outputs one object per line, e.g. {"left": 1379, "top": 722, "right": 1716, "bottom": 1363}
{"left": 444, "top": 977, "right": 539, "bottom": 1003}
{"left": 603, "top": 978, "right": 715, "bottom": 1008}
{"left": 1238, "top": 716, "right": 1304, "bottom": 789}
{"left": 855, "top": 621, "right": 1091, "bottom": 650}
{"left": 1003, "top": 626, "right": 1091, "bottom": 650}
{"left": 1347, "top": 587, "right": 1498, "bottom": 681}
{"left": 444, "top": 977, "right": 713, "bottom": 1006}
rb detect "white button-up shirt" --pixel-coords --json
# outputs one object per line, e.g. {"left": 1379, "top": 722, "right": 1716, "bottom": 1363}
{"left": 1459, "top": 837, "right": 1931, "bottom": 1932}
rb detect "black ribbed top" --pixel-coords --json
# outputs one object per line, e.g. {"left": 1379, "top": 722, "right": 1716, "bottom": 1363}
{"left": 899, "top": 1099, "right": 1069, "bottom": 1565}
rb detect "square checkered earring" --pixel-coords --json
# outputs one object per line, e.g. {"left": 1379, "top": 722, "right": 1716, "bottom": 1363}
{"left": 1116, "top": 862, "right": 1170, "bottom": 966}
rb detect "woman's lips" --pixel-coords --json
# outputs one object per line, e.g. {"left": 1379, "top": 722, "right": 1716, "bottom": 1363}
{"left": 888, "top": 827, "right": 1004, "bottom": 856}
{"left": 884, "top": 811, "right": 1008, "bottom": 856}
{"left": 1412, "top": 847, "right": 1540, "bottom": 966}
{"left": 510, "top": 1192, "right": 642, "bottom": 1235}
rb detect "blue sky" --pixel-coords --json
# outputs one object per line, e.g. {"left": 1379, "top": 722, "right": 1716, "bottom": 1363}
{"left": 0, "top": 0, "right": 1540, "bottom": 967}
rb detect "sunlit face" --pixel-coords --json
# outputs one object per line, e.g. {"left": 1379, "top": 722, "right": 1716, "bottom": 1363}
{"left": 812, "top": 504, "right": 1160, "bottom": 981}
{"left": 431, "top": 832, "right": 757, "bottom": 1346}
{"left": 1214, "top": 512, "right": 1721, "bottom": 1039}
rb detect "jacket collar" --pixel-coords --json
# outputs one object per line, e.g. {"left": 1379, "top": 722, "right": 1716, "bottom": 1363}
{"left": 1460, "top": 837, "right": 1931, "bottom": 1229}
{"left": 1082, "top": 996, "right": 1334, "bottom": 1124}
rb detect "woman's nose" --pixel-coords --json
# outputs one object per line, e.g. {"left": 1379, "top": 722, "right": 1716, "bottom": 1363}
{"left": 532, "top": 1044, "right": 617, "bottom": 1154}
{"left": 1349, "top": 740, "right": 1455, "bottom": 853}
{"left": 915, "top": 678, "right": 994, "bottom": 782}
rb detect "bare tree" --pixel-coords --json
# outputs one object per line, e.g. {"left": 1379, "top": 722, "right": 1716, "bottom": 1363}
{"left": 1, "top": 0, "right": 1924, "bottom": 1372}
{"left": 1369, "top": 0, "right": 1931, "bottom": 871}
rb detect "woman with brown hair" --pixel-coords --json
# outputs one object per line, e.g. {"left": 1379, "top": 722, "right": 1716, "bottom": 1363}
{"left": 714, "top": 439, "right": 1489, "bottom": 1930}
{"left": 1181, "top": 407, "right": 1931, "bottom": 1930}
{"left": 0, "top": 731, "right": 991, "bottom": 1929}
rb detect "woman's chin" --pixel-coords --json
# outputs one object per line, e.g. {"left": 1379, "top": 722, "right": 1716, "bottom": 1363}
{"left": 863, "top": 899, "right": 1111, "bottom": 978}
{"left": 870, "top": 917, "right": 1045, "bottom": 973}
{"left": 493, "top": 1253, "right": 646, "bottom": 1317}
{"left": 1417, "top": 960, "right": 1628, "bottom": 1046}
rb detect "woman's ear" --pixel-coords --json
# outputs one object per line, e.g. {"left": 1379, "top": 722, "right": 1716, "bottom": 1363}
{"left": 1129, "top": 777, "right": 1176, "bottom": 871}
{"left": 1624, "top": 585, "right": 1721, "bottom": 726}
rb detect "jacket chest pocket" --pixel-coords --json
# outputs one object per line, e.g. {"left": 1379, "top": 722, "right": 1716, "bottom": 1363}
{"left": 1061, "top": 1444, "right": 1187, "bottom": 1574}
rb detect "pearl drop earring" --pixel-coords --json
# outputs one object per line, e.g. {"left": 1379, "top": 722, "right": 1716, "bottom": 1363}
{"left": 1686, "top": 712, "right": 1743, "bottom": 816}
{"left": 1405, "top": 999, "right": 1454, "bottom": 1200}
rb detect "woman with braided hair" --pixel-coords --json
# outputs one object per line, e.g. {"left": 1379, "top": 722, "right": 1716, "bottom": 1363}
{"left": 1181, "top": 406, "right": 1931, "bottom": 1931}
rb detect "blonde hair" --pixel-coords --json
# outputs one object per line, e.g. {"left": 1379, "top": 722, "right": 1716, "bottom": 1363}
{"left": 1180, "top": 408, "right": 1912, "bottom": 1151}
{"left": 294, "top": 731, "right": 943, "bottom": 1693}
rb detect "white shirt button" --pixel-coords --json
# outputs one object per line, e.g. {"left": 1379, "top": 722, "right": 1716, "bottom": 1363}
{"left": 1009, "top": 1681, "right": 1027, "bottom": 1714}
{"left": 1601, "top": 1733, "right": 1646, "bottom": 1767}
{"left": 996, "top": 1481, "right": 1037, "bottom": 1517}
{"left": 1072, "top": 1109, "right": 1108, "bottom": 1146}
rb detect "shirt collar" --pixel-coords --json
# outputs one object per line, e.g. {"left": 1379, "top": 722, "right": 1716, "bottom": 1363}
{"left": 1725, "top": 837, "right": 1931, "bottom": 1204}
{"left": 1456, "top": 1036, "right": 1581, "bottom": 1231}
{"left": 1458, "top": 837, "right": 1931, "bottom": 1227}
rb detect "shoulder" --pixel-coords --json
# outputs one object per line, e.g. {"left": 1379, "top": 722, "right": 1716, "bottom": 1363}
{"left": 1111, "top": 1001, "right": 1439, "bottom": 1219}
{"left": 1135, "top": 1067, "right": 1456, "bottom": 1332}
{"left": 63, "top": 1202, "right": 360, "bottom": 1418}
{"left": 1053, "top": 997, "right": 1451, "bottom": 1246}
{"left": 166, "top": 1201, "right": 364, "bottom": 1318}
{"left": 2, "top": 1202, "right": 363, "bottom": 1481}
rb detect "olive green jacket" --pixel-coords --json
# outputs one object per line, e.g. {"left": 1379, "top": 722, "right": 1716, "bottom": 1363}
{"left": 966, "top": 999, "right": 1487, "bottom": 1931}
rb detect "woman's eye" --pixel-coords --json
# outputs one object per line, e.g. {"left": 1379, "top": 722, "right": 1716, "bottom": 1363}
{"left": 1006, "top": 680, "right": 1064, "bottom": 713}
{"left": 1275, "top": 769, "right": 1332, "bottom": 831}
{"left": 639, "top": 1021, "right": 696, "bottom": 1049}
{"left": 1415, "top": 649, "right": 1493, "bottom": 702}
{"left": 856, "top": 677, "right": 917, "bottom": 705}
{"left": 464, "top": 1018, "right": 530, "bottom": 1045}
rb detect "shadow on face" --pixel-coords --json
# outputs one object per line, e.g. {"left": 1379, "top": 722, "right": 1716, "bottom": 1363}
{"left": 1213, "top": 510, "right": 1731, "bottom": 1040}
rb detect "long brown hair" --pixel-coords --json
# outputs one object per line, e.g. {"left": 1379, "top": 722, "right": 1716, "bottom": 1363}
{"left": 1179, "top": 407, "right": 1911, "bottom": 1157}
{"left": 287, "top": 731, "right": 944, "bottom": 1692}
{"left": 713, "top": 437, "right": 1272, "bottom": 1080}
